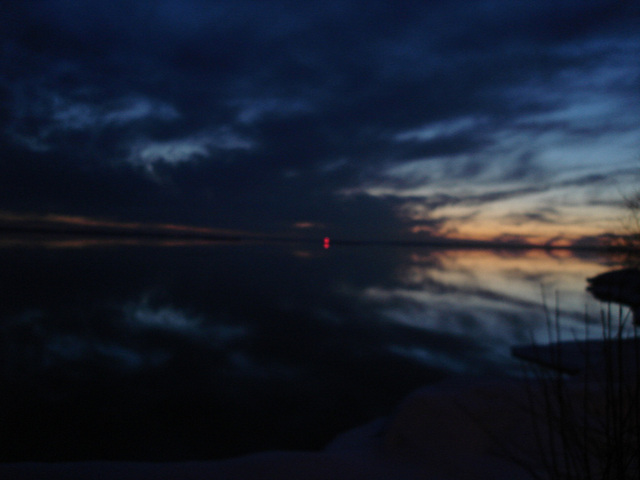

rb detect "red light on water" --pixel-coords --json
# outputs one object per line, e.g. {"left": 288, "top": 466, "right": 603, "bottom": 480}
{"left": 323, "top": 237, "right": 330, "bottom": 249}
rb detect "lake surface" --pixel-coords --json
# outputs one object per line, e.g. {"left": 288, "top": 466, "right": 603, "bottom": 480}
{"left": 0, "top": 237, "right": 628, "bottom": 461}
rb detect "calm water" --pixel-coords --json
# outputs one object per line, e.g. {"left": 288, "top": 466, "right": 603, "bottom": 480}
{"left": 0, "top": 238, "right": 624, "bottom": 461}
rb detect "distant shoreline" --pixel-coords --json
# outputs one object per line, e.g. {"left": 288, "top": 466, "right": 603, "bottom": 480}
{"left": 0, "top": 225, "right": 244, "bottom": 242}
{"left": 0, "top": 226, "right": 633, "bottom": 253}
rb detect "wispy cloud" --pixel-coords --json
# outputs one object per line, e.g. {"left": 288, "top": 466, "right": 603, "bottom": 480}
{"left": 393, "top": 116, "right": 487, "bottom": 143}
{"left": 51, "top": 95, "right": 181, "bottom": 130}
{"left": 128, "top": 128, "right": 253, "bottom": 165}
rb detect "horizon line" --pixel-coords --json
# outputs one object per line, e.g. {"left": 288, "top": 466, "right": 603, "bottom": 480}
{"left": 0, "top": 225, "right": 632, "bottom": 253}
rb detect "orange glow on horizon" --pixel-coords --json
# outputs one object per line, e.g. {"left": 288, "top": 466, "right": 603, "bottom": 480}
{"left": 0, "top": 209, "right": 624, "bottom": 249}
{"left": 410, "top": 220, "right": 615, "bottom": 248}
{"left": 0, "top": 235, "right": 241, "bottom": 249}
{"left": 294, "top": 221, "right": 323, "bottom": 229}
{"left": 0, "top": 210, "right": 252, "bottom": 239}
{"left": 398, "top": 188, "right": 625, "bottom": 248}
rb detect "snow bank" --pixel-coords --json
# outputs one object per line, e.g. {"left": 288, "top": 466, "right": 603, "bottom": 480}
{"left": 0, "top": 376, "right": 543, "bottom": 479}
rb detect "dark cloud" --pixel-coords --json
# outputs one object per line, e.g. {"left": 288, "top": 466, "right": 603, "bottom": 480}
{"left": 1, "top": 0, "right": 639, "bottom": 242}
{"left": 504, "top": 209, "right": 562, "bottom": 227}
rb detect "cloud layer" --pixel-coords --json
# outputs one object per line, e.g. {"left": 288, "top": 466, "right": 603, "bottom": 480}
{"left": 1, "top": 0, "right": 639, "bottom": 242}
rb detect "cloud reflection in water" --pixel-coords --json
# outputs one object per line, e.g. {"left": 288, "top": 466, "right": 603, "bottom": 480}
{"left": 357, "top": 248, "right": 613, "bottom": 371}
{"left": 0, "top": 242, "right": 618, "bottom": 461}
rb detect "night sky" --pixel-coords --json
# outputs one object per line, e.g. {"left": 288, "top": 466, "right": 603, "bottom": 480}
{"left": 1, "top": 0, "right": 639, "bottom": 245}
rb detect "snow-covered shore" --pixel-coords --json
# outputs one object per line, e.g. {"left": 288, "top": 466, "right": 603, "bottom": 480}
{"left": 0, "top": 376, "right": 541, "bottom": 479}
{"left": 2, "top": 338, "right": 637, "bottom": 479}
